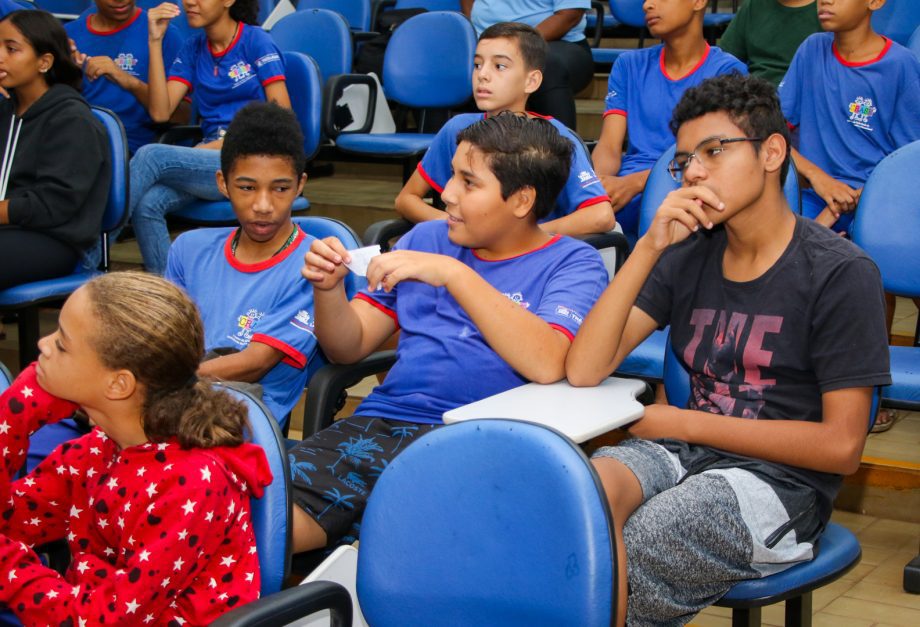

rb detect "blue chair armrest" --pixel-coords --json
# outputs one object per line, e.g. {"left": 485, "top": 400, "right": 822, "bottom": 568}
{"left": 323, "top": 74, "right": 379, "bottom": 138}
{"left": 302, "top": 350, "right": 398, "bottom": 438}
{"left": 363, "top": 218, "right": 414, "bottom": 249}
{"left": 210, "top": 580, "right": 352, "bottom": 627}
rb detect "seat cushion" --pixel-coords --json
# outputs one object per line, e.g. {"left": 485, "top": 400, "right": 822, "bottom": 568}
{"left": 717, "top": 522, "right": 860, "bottom": 607}
{"left": 0, "top": 271, "right": 100, "bottom": 307}
{"left": 335, "top": 133, "right": 436, "bottom": 157}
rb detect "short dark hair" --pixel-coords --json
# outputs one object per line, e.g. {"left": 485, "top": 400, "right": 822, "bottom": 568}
{"left": 478, "top": 22, "right": 547, "bottom": 72}
{"left": 220, "top": 102, "right": 306, "bottom": 176}
{"left": 229, "top": 0, "right": 260, "bottom": 25}
{"left": 4, "top": 10, "right": 83, "bottom": 91}
{"left": 670, "top": 73, "right": 791, "bottom": 185}
{"left": 457, "top": 112, "right": 572, "bottom": 221}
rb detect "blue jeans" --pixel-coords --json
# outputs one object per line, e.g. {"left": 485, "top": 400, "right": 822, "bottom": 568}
{"left": 129, "top": 144, "right": 224, "bottom": 274}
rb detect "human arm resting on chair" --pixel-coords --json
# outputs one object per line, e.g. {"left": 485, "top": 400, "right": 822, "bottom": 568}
{"left": 593, "top": 112, "right": 650, "bottom": 213}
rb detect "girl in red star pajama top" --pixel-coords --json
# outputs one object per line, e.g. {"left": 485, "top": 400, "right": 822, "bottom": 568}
{"left": 0, "top": 272, "right": 273, "bottom": 626}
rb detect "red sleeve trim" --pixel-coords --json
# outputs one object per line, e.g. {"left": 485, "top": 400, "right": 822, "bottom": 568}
{"left": 417, "top": 163, "right": 443, "bottom": 193}
{"left": 168, "top": 76, "right": 193, "bottom": 92}
{"left": 576, "top": 195, "right": 612, "bottom": 210}
{"left": 549, "top": 323, "right": 574, "bottom": 342}
{"left": 261, "top": 75, "right": 286, "bottom": 87}
{"left": 603, "top": 109, "right": 627, "bottom": 118}
{"left": 354, "top": 293, "right": 400, "bottom": 329}
{"left": 251, "top": 333, "right": 307, "bottom": 370}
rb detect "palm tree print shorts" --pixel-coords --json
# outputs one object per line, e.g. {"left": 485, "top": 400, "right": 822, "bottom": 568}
{"left": 288, "top": 416, "right": 441, "bottom": 543}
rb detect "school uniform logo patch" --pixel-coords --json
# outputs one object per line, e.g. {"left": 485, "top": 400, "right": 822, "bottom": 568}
{"left": 115, "top": 53, "right": 138, "bottom": 73}
{"left": 229, "top": 308, "right": 264, "bottom": 345}
{"left": 847, "top": 96, "right": 877, "bottom": 131}
{"left": 290, "top": 310, "right": 316, "bottom": 334}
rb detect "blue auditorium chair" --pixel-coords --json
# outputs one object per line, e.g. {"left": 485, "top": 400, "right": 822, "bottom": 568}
{"left": 324, "top": 10, "right": 477, "bottom": 182}
{"left": 851, "top": 139, "right": 920, "bottom": 410}
{"left": 0, "top": 107, "right": 129, "bottom": 369}
{"left": 872, "top": 0, "right": 920, "bottom": 46}
{"left": 212, "top": 419, "right": 618, "bottom": 626}
{"left": 168, "top": 51, "right": 321, "bottom": 224}
{"left": 662, "top": 337, "right": 873, "bottom": 626}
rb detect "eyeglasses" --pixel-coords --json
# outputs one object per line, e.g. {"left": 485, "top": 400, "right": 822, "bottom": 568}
{"left": 668, "top": 136, "right": 764, "bottom": 183}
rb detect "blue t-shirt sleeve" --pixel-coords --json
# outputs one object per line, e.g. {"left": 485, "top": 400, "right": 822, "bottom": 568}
{"left": 418, "top": 119, "right": 461, "bottom": 193}
{"left": 167, "top": 38, "right": 196, "bottom": 88}
{"left": 604, "top": 55, "right": 629, "bottom": 115}
{"left": 248, "top": 28, "right": 285, "bottom": 86}
{"left": 533, "top": 244, "right": 607, "bottom": 340}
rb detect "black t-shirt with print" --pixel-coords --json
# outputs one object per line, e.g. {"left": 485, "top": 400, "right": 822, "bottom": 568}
{"left": 636, "top": 215, "right": 891, "bottom": 523}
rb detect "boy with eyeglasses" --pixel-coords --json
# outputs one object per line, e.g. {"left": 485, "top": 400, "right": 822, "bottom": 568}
{"left": 567, "top": 74, "right": 890, "bottom": 627}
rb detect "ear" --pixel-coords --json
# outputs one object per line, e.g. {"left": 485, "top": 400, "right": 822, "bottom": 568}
{"left": 296, "top": 172, "right": 307, "bottom": 196}
{"left": 761, "top": 132, "right": 787, "bottom": 179}
{"left": 105, "top": 369, "right": 138, "bottom": 402}
{"left": 216, "top": 170, "right": 229, "bottom": 199}
{"left": 38, "top": 52, "right": 53, "bottom": 75}
{"left": 509, "top": 185, "right": 536, "bottom": 219}
{"left": 525, "top": 69, "right": 543, "bottom": 95}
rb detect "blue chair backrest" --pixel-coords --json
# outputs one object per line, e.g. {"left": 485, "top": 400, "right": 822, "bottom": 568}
{"left": 609, "top": 0, "right": 644, "bottom": 28}
{"left": 872, "top": 0, "right": 920, "bottom": 46}
{"left": 851, "top": 139, "right": 920, "bottom": 298}
{"left": 663, "top": 332, "right": 880, "bottom": 428}
{"left": 638, "top": 144, "right": 802, "bottom": 237}
{"left": 395, "top": 0, "right": 461, "bottom": 10}
{"left": 382, "top": 11, "right": 476, "bottom": 108}
{"left": 91, "top": 107, "right": 130, "bottom": 235}
{"left": 219, "top": 384, "right": 291, "bottom": 597}
{"left": 357, "top": 419, "right": 616, "bottom": 627}
{"left": 909, "top": 24, "right": 920, "bottom": 61}
{"left": 282, "top": 51, "right": 324, "bottom": 161}
{"left": 299, "top": 0, "right": 371, "bottom": 31}
{"left": 0, "top": 361, "right": 11, "bottom": 393}
{"left": 272, "top": 9, "right": 352, "bottom": 81}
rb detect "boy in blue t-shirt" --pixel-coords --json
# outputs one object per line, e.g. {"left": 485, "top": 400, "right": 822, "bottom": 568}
{"left": 593, "top": 0, "right": 746, "bottom": 242}
{"left": 289, "top": 113, "right": 608, "bottom": 552}
{"left": 67, "top": 0, "right": 184, "bottom": 154}
{"left": 779, "top": 0, "right": 920, "bottom": 231}
{"left": 395, "top": 22, "right": 614, "bottom": 236}
{"left": 165, "top": 102, "right": 317, "bottom": 427}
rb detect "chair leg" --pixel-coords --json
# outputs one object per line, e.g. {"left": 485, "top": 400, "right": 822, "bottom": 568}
{"left": 731, "top": 607, "right": 761, "bottom": 627}
{"left": 16, "top": 307, "right": 41, "bottom": 370}
{"left": 785, "top": 592, "right": 813, "bottom": 627}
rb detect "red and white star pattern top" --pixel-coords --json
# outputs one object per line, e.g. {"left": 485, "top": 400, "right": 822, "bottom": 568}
{"left": 0, "top": 364, "right": 273, "bottom": 626}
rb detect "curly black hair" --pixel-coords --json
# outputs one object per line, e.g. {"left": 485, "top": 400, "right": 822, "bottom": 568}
{"left": 456, "top": 112, "right": 572, "bottom": 221}
{"left": 670, "top": 73, "right": 791, "bottom": 185}
{"left": 220, "top": 101, "right": 306, "bottom": 176}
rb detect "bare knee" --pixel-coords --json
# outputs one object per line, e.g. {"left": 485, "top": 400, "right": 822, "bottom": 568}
{"left": 292, "top": 505, "right": 328, "bottom": 554}
{"left": 591, "top": 456, "right": 644, "bottom": 527}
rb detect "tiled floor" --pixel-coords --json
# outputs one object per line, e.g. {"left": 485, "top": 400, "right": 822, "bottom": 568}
{"left": 692, "top": 511, "right": 920, "bottom": 626}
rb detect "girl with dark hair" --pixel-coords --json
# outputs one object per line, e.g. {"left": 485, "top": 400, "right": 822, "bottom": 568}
{"left": 130, "top": 0, "right": 290, "bottom": 274}
{"left": 0, "top": 10, "right": 111, "bottom": 289}
{"left": 0, "top": 272, "right": 272, "bottom": 624}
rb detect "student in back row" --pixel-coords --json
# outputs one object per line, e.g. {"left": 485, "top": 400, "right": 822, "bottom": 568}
{"left": 779, "top": 0, "right": 920, "bottom": 232}
{"left": 395, "top": 22, "right": 615, "bottom": 237}
{"left": 592, "top": 0, "right": 746, "bottom": 244}
{"left": 291, "top": 113, "right": 608, "bottom": 553}
{"left": 569, "top": 73, "right": 889, "bottom": 626}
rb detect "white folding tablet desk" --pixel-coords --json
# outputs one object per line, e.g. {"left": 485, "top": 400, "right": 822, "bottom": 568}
{"left": 443, "top": 377, "right": 647, "bottom": 443}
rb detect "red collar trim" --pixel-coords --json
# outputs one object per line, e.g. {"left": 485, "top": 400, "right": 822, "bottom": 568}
{"left": 209, "top": 22, "right": 244, "bottom": 58}
{"left": 86, "top": 7, "right": 143, "bottom": 35}
{"left": 223, "top": 224, "right": 305, "bottom": 273}
{"left": 659, "top": 42, "right": 711, "bottom": 81}
{"left": 832, "top": 36, "right": 892, "bottom": 68}
{"left": 472, "top": 234, "right": 562, "bottom": 262}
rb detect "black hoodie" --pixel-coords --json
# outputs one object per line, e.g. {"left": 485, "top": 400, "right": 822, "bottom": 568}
{"left": 1, "top": 83, "right": 111, "bottom": 252}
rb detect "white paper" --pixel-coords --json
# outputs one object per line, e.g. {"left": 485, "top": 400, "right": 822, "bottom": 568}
{"left": 344, "top": 245, "right": 381, "bottom": 277}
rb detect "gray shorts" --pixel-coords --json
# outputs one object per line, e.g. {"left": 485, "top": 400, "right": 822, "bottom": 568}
{"left": 593, "top": 439, "right": 819, "bottom": 626}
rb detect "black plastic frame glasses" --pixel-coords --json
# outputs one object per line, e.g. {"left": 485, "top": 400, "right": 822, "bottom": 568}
{"left": 668, "top": 137, "right": 764, "bottom": 183}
